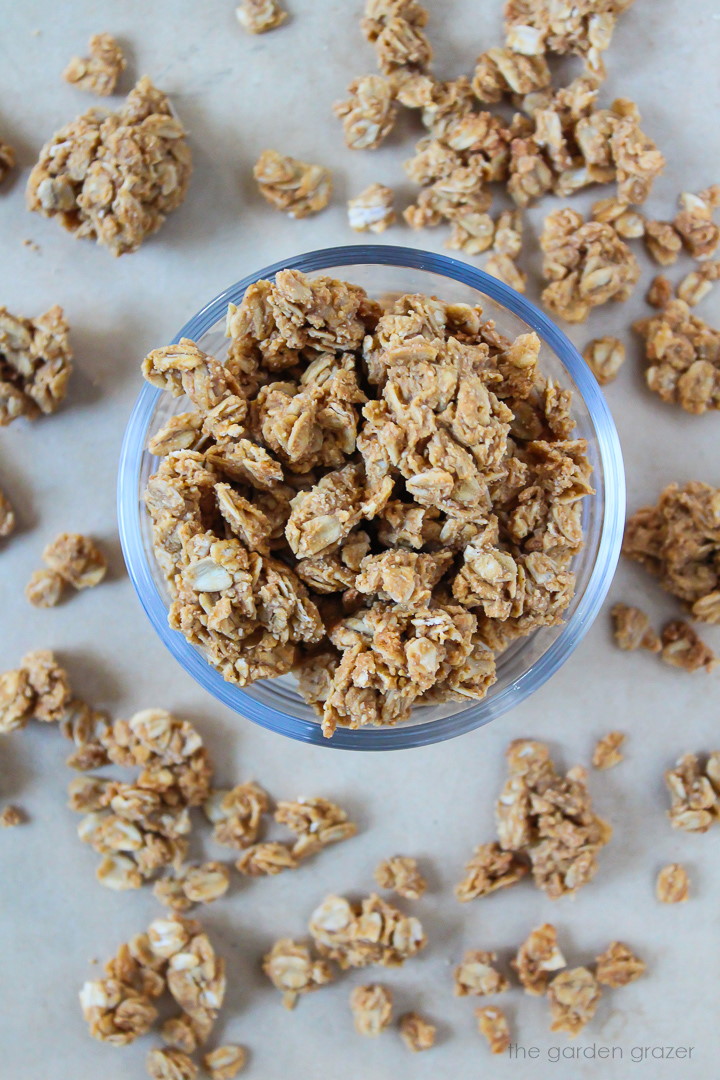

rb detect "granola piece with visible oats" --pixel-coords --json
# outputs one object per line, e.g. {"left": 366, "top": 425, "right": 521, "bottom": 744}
{"left": 25, "top": 568, "right": 65, "bottom": 608}
{"left": 374, "top": 855, "right": 426, "bottom": 899}
{"left": 454, "top": 951, "right": 509, "bottom": 997}
{"left": 644, "top": 220, "right": 683, "bottom": 266}
{"left": 485, "top": 253, "right": 527, "bottom": 293}
{"left": 0, "top": 805, "right": 24, "bottom": 827}
{"left": 148, "top": 412, "right": 204, "bottom": 456}
{"left": 275, "top": 796, "right": 357, "bottom": 859}
{"left": 0, "top": 139, "right": 15, "bottom": 185}
{"left": 42, "top": 532, "right": 107, "bottom": 589}
{"left": 236, "top": 841, "right": 298, "bottom": 876}
{"left": 455, "top": 841, "right": 529, "bottom": 902}
{"left": 27, "top": 77, "right": 192, "bottom": 256}
{"left": 80, "top": 977, "right": 158, "bottom": 1045}
{"left": 0, "top": 488, "right": 15, "bottom": 537}
{"left": 611, "top": 604, "right": 660, "bottom": 653}
{"left": 203, "top": 782, "right": 270, "bottom": 850}
{"left": 161, "top": 1015, "right": 201, "bottom": 1054}
{"left": 62, "top": 33, "right": 126, "bottom": 96}
{"left": 335, "top": 76, "right": 398, "bottom": 151}
{"left": 254, "top": 150, "right": 332, "bottom": 218}
{"left": 594, "top": 941, "right": 645, "bottom": 987}
{"left": 62, "top": 699, "right": 111, "bottom": 771}
{"left": 592, "top": 731, "right": 625, "bottom": 770}
{"left": 362, "top": 0, "right": 433, "bottom": 75}
{"left": 350, "top": 984, "right": 393, "bottom": 1036}
{"left": 262, "top": 938, "right": 334, "bottom": 1008}
{"left": 634, "top": 300, "right": 720, "bottom": 414}
{"left": 664, "top": 753, "right": 717, "bottom": 833}
{"left": 472, "top": 47, "right": 550, "bottom": 102}
{"left": 677, "top": 262, "right": 720, "bottom": 307}
{"left": 547, "top": 967, "right": 601, "bottom": 1037}
{"left": 153, "top": 863, "right": 230, "bottom": 911}
{"left": 476, "top": 1005, "right": 510, "bottom": 1055}
{"left": 0, "top": 304, "right": 72, "bottom": 426}
{"left": 309, "top": 893, "right": 426, "bottom": 969}
{"left": 647, "top": 274, "right": 673, "bottom": 309}
{"left": 348, "top": 183, "right": 396, "bottom": 233}
{"left": 512, "top": 923, "right": 566, "bottom": 995}
{"left": 203, "top": 1045, "right": 247, "bottom": 1080}
{"left": 674, "top": 189, "right": 720, "bottom": 260}
{"left": 656, "top": 863, "right": 689, "bottom": 903}
{"left": 399, "top": 1011, "right": 435, "bottom": 1051}
{"left": 583, "top": 337, "right": 625, "bottom": 385}
{"left": 236, "top": 0, "right": 287, "bottom": 33}
{"left": 660, "top": 620, "right": 716, "bottom": 673}
{"left": 503, "top": 0, "right": 633, "bottom": 70}
{"left": 146, "top": 1047, "right": 198, "bottom": 1080}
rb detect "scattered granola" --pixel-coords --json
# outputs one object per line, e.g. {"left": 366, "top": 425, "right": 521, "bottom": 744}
{"left": 476, "top": 1004, "right": 510, "bottom": 1055}
{"left": 236, "top": 0, "right": 288, "bottom": 33}
{"left": 350, "top": 983, "right": 393, "bottom": 1036}
{"left": 0, "top": 649, "right": 72, "bottom": 733}
{"left": 0, "top": 488, "right": 15, "bottom": 537}
{"left": 275, "top": 795, "right": 357, "bottom": 859}
{"left": 253, "top": 150, "right": 332, "bottom": 217}
{"left": 512, "top": 923, "right": 566, "bottom": 995}
{"left": 335, "top": 77, "right": 397, "bottom": 151}
{"left": 203, "top": 1045, "right": 247, "bottom": 1080}
{"left": 309, "top": 893, "right": 426, "bottom": 968}
{"left": 660, "top": 620, "right": 716, "bottom": 673}
{"left": 664, "top": 753, "right": 719, "bottom": 833}
{"left": 203, "top": 782, "right": 270, "bottom": 849}
{"left": 583, "top": 336, "right": 625, "bottom": 385}
{"left": 26, "top": 532, "right": 108, "bottom": 606}
{"left": 399, "top": 1011, "right": 436, "bottom": 1052}
{"left": 455, "top": 841, "right": 529, "bottom": 901}
{"left": 633, "top": 301, "right": 720, "bottom": 414}
{"left": 0, "top": 138, "right": 15, "bottom": 185}
{"left": 25, "top": 568, "right": 65, "bottom": 608}
{"left": 62, "top": 33, "right": 126, "bottom": 96}
{"left": 547, "top": 967, "right": 601, "bottom": 1038}
{"left": 27, "top": 77, "right": 192, "bottom": 256}
{"left": 147, "top": 1048, "right": 198, "bottom": 1080}
{"left": 0, "top": 305, "right": 72, "bottom": 426}
{"left": 643, "top": 220, "right": 682, "bottom": 266}
{"left": 503, "top": 0, "right": 634, "bottom": 71}
{"left": 656, "top": 863, "right": 689, "bottom": 903}
{"left": 594, "top": 941, "right": 645, "bottom": 987}
{"left": 610, "top": 603, "right": 661, "bottom": 653}
{"left": 153, "top": 862, "right": 230, "bottom": 911}
{"left": 347, "top": 183, "right": 396, "bottom": 233}
{"left": 262, "top": 937, "right": 334, "bottom": 1008}
{"left": 454, "top": 950, "right": 509, "bottom": 996}
{"left": 592, "top": 731, "right": 625, "bottom": 770}
{"left": 0, "top": 805, "right": 24, "bottom": 827}
{"left": 374, "top": 855, "right": 427, "bottom": 899}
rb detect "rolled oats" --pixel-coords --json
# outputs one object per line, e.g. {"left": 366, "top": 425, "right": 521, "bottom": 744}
{"left": 399, "top": 1011, "right": 436, "bottom": 1052}
{"left": 644, "top": 220, "right": 683, "bottom": 266}
{"left": 203, "top": 782, "right": 270, "bottom": 849}
{"left": 309, "top": 893, "right": 426, "bottom": 968}
{"left": 203, "top": 1045, "right": 247, "bottom": 1080}
{"left": 512, "top": 923, "right": 566, "bottom": 995}
{"left": 236, "top": 841, "right": 298, "bottom": 875}
{"left": 146, "top": 1048, "right": 198, "bottom": 1080}
{"left": 0, "top": 649, "right": 72, "bottom": 733}
{"left": 254, "top": 150, "right": 332, "bottom": 217}
{"left": 27, "top": 77, "right": 192, "bottom": 256}
{"left": 656, "top": 863, "right": 689, "bottom": 903}
{"left": 664, "top": 753, "right": 718, "bottom": 833}
{"left": 350, "top": 984, "right": 393, "bottom": 1036}
{"left": 455, "top": 841, "right": 529, "bottom": 901}
{"left": 677, "top": 261, "right": 720, "bottom": 308}
{"left": 547, "top": 967, "right": 601, "bottom": 1037}
{"left": 362, "top": 0, "right": 433, "bottom": 75}
{"left": 660, "top": 620, "right": 716, "bottom": 673}
{"left": 476, "top": 1005, "right": 510, "bottom": 1055}
{"left": 80, "top": 977, "right": 158, "bottom": 1045}
{"left": 42, "top": 532, "right": 107, "bottom": 589}
{"left": 335, "top": 77, "right": 397, "bottom": 150}
{"left": 275, "top": 795, "right": 357, "bottom": 859}
{"left": 25, "top": 568, "right": 65, "bottom": 608}
{"left": 503, "top": 0, "right": 633, "bottom": 70}
{"left": 374, "top": 855, "right": 426, "bottom": 899}
{"left": 62, "top": 33, "right": 126, "bottom": 96}
{"left": 583, "top": 336, "right": 625, "bottom": 385}
{"left": 262, "top": 938, "right": 334, "bottom": 1008}
{"left": 0, "top": 488, "right": 15, "bottom": 537}
{"left": 610, "top": 603, "right": 661, "bottom": 652}
{"left": 0, "top": 304, "right": 72, "bottom": 426}
{"left": 454, "top": 950, "right": 509, "bottom": 996}
{"left": 594, "top": 941, "right": 645, "bottom": 987}
{"left": 347, "top": 183, "right": 396, "bottom": 233}
{"left": 592, "top": 731, "right": 625, "bottom": 769}
{"left": 236, "top": 0, "right": 287, "bottom": 33}
{"left": 161, "top": 1015, "right": 202, "bottom": 1054}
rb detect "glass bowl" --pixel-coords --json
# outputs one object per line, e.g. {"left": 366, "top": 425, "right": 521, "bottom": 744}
{"left": 118, "top": 244, "right": 625, "bottom": 751}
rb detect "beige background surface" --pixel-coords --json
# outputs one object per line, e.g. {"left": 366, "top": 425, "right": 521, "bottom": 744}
{"left": 1, "top": 1, "right": 719, "bottom": 1077}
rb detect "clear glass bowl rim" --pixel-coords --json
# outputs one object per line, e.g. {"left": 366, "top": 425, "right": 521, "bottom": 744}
{"left": 117, "top": 243, "right": 626, "bottom": 752}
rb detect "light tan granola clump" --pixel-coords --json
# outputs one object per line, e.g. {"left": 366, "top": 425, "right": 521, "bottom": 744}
{"left": 592, "top": 731, "right": 625, "bottom": 769}
{"left": 274, "top": 795, "right": 357, "bottom": 859}
{"left": 644, "top": 220, "right": 683, "bottom": 266}
{"left": 309, "top": 893, "right": 426, "bottom": 968}
{"left": 503, "top": 0, "right": 634, "bottom": 72}
{"left": 374, "top": 855, "right": 427, "bottom": 899}
{"left": 583, "top": 336, "right": 625, "bottom": 385}
{"left": 62, "top": 33, "right": 126, "bottom": 96}
{"left": 153, "top": 863, "right": 230, "bottom": 911}
{"left": 235, "top": 841, "right": 298, "bottom": 875}
{"left": 42, "top": 532, "right": 108, "bottom": 589}
{"left": 254, "top": 150, "right": 332, "bottom": 218}
{"left": 677, "top": 262, "right": 720, "bottom": 308}
{"left": 623, "top": 483, "right": 720, "bottom": 621}
{"left": 262, "top": 937, "right": 334, "bottom": 1008}
{"left": 476, "top": 1005, "right": 511, "bottom": 1055}
{"left": 547, "top": 967, "right": 601, "bottom": 1037}
{"left": 203, "top": 1045, "right": 247, "bottom": 1080}
{"left": 633, "top": 301, "right": 720, "bottom": 414}
{"left": 656, "top": 863, "right": 689, "bottom": 903}
{"left": 146, "top": 1048, "right": 198, "bottom": 1080}
{"left": 454, "top": 841, "right": 529, "bottom": 901}
{"left": 399, "top": 1011, "right": 436, "bottom": 1052}
{"left": 236, "top": 0, "right": 287, "bottom": 33}
{"left": 660, "top": 620, "right": 716, "bottom": 673}
{"left": 25, "top": 568, "right": 65, "bottom": 608}
{"left": 610, "top": 603, "right": 661, "bottom": 652}
{"left": 454, "top": 951, "right": 509, "bottom": 997}
{"left": 512, "top": 923, "right": 566, "bottom": 995}
{"left": 0, "top": 305, "right": 72, "bottom": 426}
{"left": 362, "top": 0, "right": 433, "bottom": 75}
{"left": 674, "top": 186, "right": 720, "bottom": 260}
{"left": 0, "top": 139, "right": 15, "bottom": 185}
{"left": 350, "top": 984, "right": 394, "bottom": 1036}
{"left": 485, "top": 252, "right": 527, "bottom": 293}
{"left": 203, "top": 782, "right": 270, "bottom": 849}
{"left": 0, "top": 805, "right": 24, "bottom": 827}
{"left": 647, "top": 274, "right": 674, "bottom": 309}
{"left": 27, "top": 77, "right": 192, "bottom": 256}
{"left": 335, "top": 77, "right": 398, "bottom": 150}
{"left": 594, "top": 941, "right": 645, "bottom": 987}
{"left": 0, "top": 649, "right": 72, "bottom": 733}
{"left": 0, "top": 488, "right": 15, "bottom": 537}
{"left": 347, "top": 183, "right": 396, "bottom": 233}
{"left": 664, "top": 752, "right": 719, "bottom": 833}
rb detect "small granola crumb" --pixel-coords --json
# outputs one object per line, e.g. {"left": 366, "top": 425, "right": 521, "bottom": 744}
{"left": 254, "top": 150, "right": 332, "bottom": 218}
{"left": 274, "top": 795, "right": 357, "bottom": 859}
{"left": 153, "top": 862, "right": 230, "bottom": 910}
{"left": 594, "top": 941, "right": 645, "bottom": 987}
{"left": 399, "top": 1011, "right": 436, "bottom": 1052}
{"left": 656, "top": 863, "right": 689, "bottom": 903}
{"left": 348, "top": 183, "right": 396, "bottom": 233}
{"left": 146, "top": 1047, "right": 198, "bottom": 1080}
{"left": 676, "top": 262, "right": 720, "bottom": 307}
{"left": 374, "top": 855, "right": 427, "bottom": 899}
{"left": 0, "top": 805, "right": 25, "bottom": 827}
{"left": 644, "top": 220, "right": 683, "bottom": 266}
{"left": 646, "top": 274, "right": 673, "bottom": 309}
{"left": 62, "top": 33, "right": 126, "bottom": 96}
{"left": 262, "top": 937, "right": 334, "bottom": 1008}
{"left": 236, "top": 841, "right": 298, "bottom": 875}
{"left": 547, "top": 967, "right": 601, "bottom": 1038}
{"left": 236, "top": 0, "right": 288, "bottom": 34}
{"left": 25, "top": 568, "right": 65, "bottom": 608}
{"left": 454, "top": 950, "right": 509, "bottom": 997}
{"left": 611, "top": 604, "right": 661, "bottom": 653}
{"left": 203, "top": 1044, "right": 247, "bottom": 1079}
{"left": 512, "top": 923, "right": 566, "bottom": 995}
{"left": 454, "top": 842, "right": 529, "bottom": 902}
{"left": 0, "top": 139, "right": 16, "bottom": 185}
{"left": 0, "top": 305, "right": 72, "bottom": 426}
{"left": 660, "top": 620, "right": 716, "bottom": 674}
{"left": 476, "top": 1005, "right": 510, "bottom": 1055}
{"left": 664, "top": 753, "right": 717, "bottom": 833}
{"left": 582, "top": 337, "right": 625, "bottom": 385}
{"left": 0, "top": 488, "right": 16, "bottom": 537}
{"left": 592, "top": 731, "right": 625, "bottom": 770}
{"left": 42, "top": 532, "right": 107, "bottom": 589}
{"left": 674, "top": 188, "right": 720, "bottom": 260}
{"left": 349, "top": 984, "right": 393, "bottom": 1036}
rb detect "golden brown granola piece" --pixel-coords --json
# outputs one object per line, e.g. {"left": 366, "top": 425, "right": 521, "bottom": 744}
{"left": 660, "top": 620, "right": 716, "bottom": 673}
{"left": 25, "top": 568, "right": 65, "bottom": 608}
{"left": 0, "top": 805, "right": 24, "bottom": 827}
{"left": 27, "top": 77, "right": 192, "bottom": 256}
{"left": 148, "top": 412, "right": 204, "bottom": 456}
{"left": 146, "top": 1047, "right": 198, "bottom": 1080}
{"left": 203, "top": 1045, "right": 247, "bottom": 1080}
{"left": 0, "top": 488, "right": 15, "bottom": 537}
{"left": 350, "top": 984, "right": 393, "bottom": 1036}
{"left": 348, "top": 183, "right": 396, "bottom": 232}
{"left": 362, "top": 0, "right": 433, "bottom": 74}
{"left": 656, "top": 863, "right": 689, "bottom": 903}
{"left": 512, "top": 923, "right": 566, "bottom": 995}
{"left": 644, "top": 220, "right": 682, "bottom": 266}
{"left": 254, "top": 150, "right": 332, "bottom": 218}
{"left": 476, "top": 1005, "right": 510, "bottom": 1055}
{"left": 235, "top": 841, "right": 298, "bottom": 876}
{"left": 647, "top": 274, "right": 673, "bottom": 309}
{"left": 161, "top": 1015, "right": 202, "bottom": 1055}
{"left": 153, "top": 863, "right": 230, "bottom": 911}
{"left": 374, "top": 855, "right": 427, "bottom": 899}
{"left": 504, "top": 0, "right": 633, "bottom": 68}
{"left": 236, "top": 0, "right": 287, "bottom": 33}
{"left": 309, "top": 893, "right": 426, "bottom": 969}
{"left": 592, "top": 731, "right": 625, "bottom": 770}
{"left": 636, "top": 299, "right": 720, "bottom": 413}
{"left": 335, "top": 76, "right": 398, "bottom": 150}
{"left": 454, "top": 841, "right": 529, "bottom": 902}
{"left": 594, "top": 941, "right": 645, "bottom": 988}
{"left": 664, "top": 753, "right": 717, "bottom": 833}
{"left": 610, "top": 603, "right": 661, "bottom": 652}
{"left": 399, "top": 1011, "right": 436, "bottom": 1052}
{"left": 203, "top": 782, "right": 270, "bottom": 849}
{"left": 62, "top": 33, "right": 126, "bottom": 96}
{"left": 0, "top": 304, "right": 72, "bottom": 426}
{"left": 79, "top": 978, "right": 158, "bottom": 1046}
{"left": 674, "top": 189, "right": 720, "bottom": 260}
{"left": 677, "top": 262, "right": 720, "bottom": 307}
{"left": 0, "top": 139, "right": 16, "bottom": 185}
{"left": 454, "top": 950, "right": 509, "bottom": 996}
{"left": 485, "top": 253, "right": 527, "bottom": 293}
{"left": 547, "top": 967, "right": 601, "bottom": 1037}
{"left": 42, "top": 532, "right": 107, "bottom": 589}
{"left": 591, "top": 196, "right": 645, "bottom": 238}
{"left": 275, "top": 796, "right": 357, "bottom": 859}
{"left": 262, "top": 938, "right": 334, "bottom": 1009}
{"left": 472, "top": 47, "right": 550, "bottom": 102}
{"left": 583, "top": 336, "right": 625, "bottom": 385}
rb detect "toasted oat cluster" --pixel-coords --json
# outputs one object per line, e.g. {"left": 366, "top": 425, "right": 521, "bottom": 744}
{"left": 503, "top": 0, "right": 635, "bottom": 72}
{"left": 454, "top": 950, "right": 509, "bottom": 997}
{"left": 335, "top": 77, "right": 398, "bottom": 151}
{"left": 455, "top": 840, "right": 529, "bottom": 901}
{"left": 0, "top": 649, "right": 73, "bottom": 733}
{"left": 547, "top": 967, "right": 601, "bottom": 1036}
{"left": 592, "top": 730, "right": 625, "bottom": 769}
{"left": 153, "top": 862, "right": 230, "bottom": 911}
{"left": 27, "top": 77, "right": 192, "bottom": 256}
{"left": 203, "top": 1045, "right": 247, "bottom": 1080}
{"left": 147, "top": 1048, "right": 197, "bottom": 1080}
{"left": 633, "top": 300, "right": 720, "bottom": 414}
{"left": 308, "top": 893, "right": 426, "bottom": 968}
{"left": 582, "top": 336, "right": 625, "bottom": 385}
{"left": 0, "top": 305, "right": 72, "bottom": 427}
{"left": 594, "top": 941, "right": 646, "bottom": 988}
{"left": 610, "top": 603, "right": 660, "bottom": 653}
{"left": 660, "top": 620, "right": 716, "bottom": 674}
{"left": 236, "top": 0, "right": 288, "bottom": 34}
{"left": 361, "top": 0, "right": 433, "bottom": 75}
{"left": 0, "top": 488, "right": 15, "bottom": 538}
{"left": 349, "top": 983, "right": 393, "bottom": 1036}
{"left": 347, "top": 183, "right": 396, "bottom": 233}
{"left": 656, "top": 863, "right": 689, "bottom": 904}
{"left": 512, "top": 923, "right": 566, "bottom": 995}
{"left": 476, "top": 1004, "right": 510, "bottom": 1054}
{"left": 0, "top": 805, "right": 24, "bottom": 827}
{"left": 399, "top": 1011, "right": 436, "bottom": 1052}
{"left": 374, "top": 855, "right": 427, "bottom": 899}
{"left": 253, "top": 151, "right": 332, "bottom": 218}
{"left": 262, "top": 937, "right": 334, "bottom": 1008}
{"left": 62, "top": 33, "right": 126, "bottom": 96}
{"left": 26, "top": 532, "right": 107, "bottom": 607}
{"left": 664, "top": 752, "right": 720, "bottom": 833}
{"left": 623, "top": 482, "right": 720, "bottom": 623}
{"left": 0, "top": 138, "right": 16, "bottom": 185}
{"left": 142, "top": 271, "right": 592, "bottom": 737}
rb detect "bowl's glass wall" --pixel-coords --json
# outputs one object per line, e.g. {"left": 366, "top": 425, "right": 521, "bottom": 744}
{"left": 118, "top": 246, "right": 625, "bottom": 750}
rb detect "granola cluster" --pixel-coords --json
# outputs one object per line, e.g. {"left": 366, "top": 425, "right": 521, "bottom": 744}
{"left": 399, "top": 1011, "right": 436, "bottom": 1052}
{"left": 374, "top": 855, "right": 427, "bottom": 899}
{"left": 0, "top": 649, "right": 73, "bottom": 733}
{"left": 456, "top": 739, "right": 611, "bottom": 900}
{"left": 236, "top": 0, "right": 288, "bottom": 34}
{"left": 27, "top": 77, "right": 192, "bottom": 256}
{"left": 656, "top": 863, "right": 689, "bottom": 904}
{"left": 253, "top": 151, "right": 332, "bottom": 218}
{"left": 349, "top": 983, "right": 393, "bottom": 1036}
{"left": 142, "top": 271, "right": 592, "bottom": 737}
{"left": 633, "top": 299, "right": 720, "bottom": 414}
{"left": 347, "top": 183, "right": 396, "bottom": 233}
{"left": 262, "top": 938, "right": 334, "bottom": 1008}
{"left": 0, "top": 305, "right": 72, "bottom": 426}
{"left": 62, "top": 33, "right": 126, "bottom": 96}
{"left": 476, "top": 1004, "right": 510, "bottom": 1054}
{"left": 25, "top": 531, "right": 107, "bottom": 608}
{"left": 664, "top": 752, "right": 720, "bottom": 833}
{"left": 308, "top": 893, "right": 426, "bottom": 968}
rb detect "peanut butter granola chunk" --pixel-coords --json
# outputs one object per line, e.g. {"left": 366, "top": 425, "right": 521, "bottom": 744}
{"left": 454, "top": 950, "right": 509, "bottom": 997}
{"left": 455, "top": 841, "right": 529, "bottom": 901}
{"left": 147, "top": 1048, "right": 198, "bottom": 1080}
{"left": 664, "top": 753, "right": 718, "bottom": 833}
{"left": 203, "top": 782, "right": 270, "bottom": 849}
{"left": 350, "top": 984, "right": 393, "bottom": 1036}
{"left": 611, "top": 603, "right": 660, "bottom": 652}
{"left": 42, "top": 532, "right": 107, "bottom": 589}
{"left": 62, "top": 33, "right": 126, "bottom": 96}
{"left": 594, "top": 941, "right": 645, "bottom": 987}
{"left": 660, "top": 620, "right": 716, "bottom": 673}
{"left": 254, "top": 150, "right": 332, "bottom": 218}
{"left": 25, "top": 568, "right": 65, "bottom": 608}
{"left": 335, "top": 76, "right": 398, "bottom": 151}
{"left": 547, "top": 967, "right": 601, "bottom": 1038}
{"left": 236, "top": 0, "right": 288, "bottom": 33}
{"left": 374, "top": 855, "right": 427, "bottom": 899}
{"left": 583, "top": 336, "right": 625, "bottom": 385}
{"left": 633, "top": 301, "right": 720, "bottom": 414}
{"left": 262, "top": 937, "right": 334, "bottom": 1008}
{"left": 674, "top": 186, "right": 720, "bottom": 260}
{"left": 656, "top": 863, "right": 689, "bottom": 903}
{"left": 512, "top": 923, "right": 566, "bottom": 995}
{"left": 0, "top": 649, "right": 72, "bottom": 733}
{"left": 0, "top": 805, "right": 24, "bottom": 827}
{"left": 275, "top": 795, "right": 357, "bottom": 858}
{"left": 347, "top": 183, "right": 396, "bottom": 232}
{"left": 362, "top": 0, "right": 433, "bottom": 75}
{"left": 309, "top": 893, "right": 426, "bottom": 968}
{"left": 592, "top": 731, "right": 625, "bottom": 769}
{"left": 203, "top": 1045, "right": 247, "bottom": 1080}
{"left": 0, "top": 305, "right": 72, "bottom": 426}
{"left": 476, "top": 1005, "right": 510, "bottom": 1055}
{"left": 399, "top": 1011, "right": 436, "bottom": 1052}
{"left": 27, "top": 77, "right": 192, "bottom": 256}
{"left": 503, "top": 0, "right": 634, "bottom": 70}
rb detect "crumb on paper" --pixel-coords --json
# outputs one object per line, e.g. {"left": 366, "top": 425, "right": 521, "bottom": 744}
{"left": 512, "top": 923, "right": 566, "bottom": 995}
{"left": 455, "top": 841, "right": 529, "bottom": 902}
{"left": 25, "top": 568, "right": 65, "bottom": 608}
{"left": 203, "top": 1044, "right": 247, "bottom": 1079}
{"left": 0, "top": 805, "right": 25, "bottom": 827}
{"left": 660, "top": 620, "right": 716, "bottom": 673}
{"left": 582, "top": 337, "right": 625, "bottom": 385}
{"left": 594, "top": 941, "right": 645, "bottom": 987}
{"left": 262, "top": 937, "right": 334, "bottom": 1008}
{"left": 454, "top": 950, "right": 509, "bottom": 996}
{"left": 347, "top": 183, "right": 396, "bottom": 233}
{"left": 611, "top": 603, "right": 661, "bottom": 653}
{"left": 547, "top": 966, "right": 601, "bottom": 1038}
{"left": 0, "top": 488, "right": 16, "bottom": 537}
